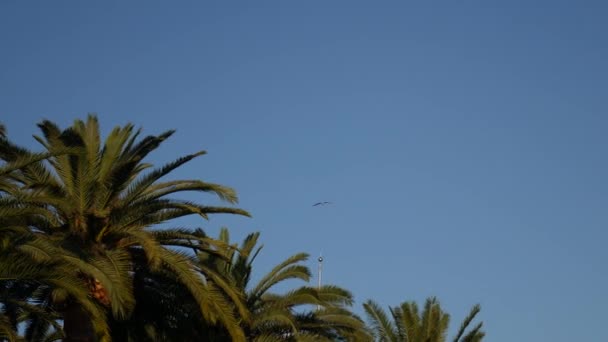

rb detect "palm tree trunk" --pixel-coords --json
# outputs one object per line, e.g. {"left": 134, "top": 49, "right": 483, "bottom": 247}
{"left": 63, "top": 302, "right": 96, "bottom": 342}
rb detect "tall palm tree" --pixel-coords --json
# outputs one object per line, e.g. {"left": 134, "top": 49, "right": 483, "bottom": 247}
{"left": 364, "top": 297, "right": 485, "bottom": 342}
{"left": 0, "top": 115, "right": 251, "bottom": 341}
{"left": 196, "top": 228, "right": 372, "bottom": 341}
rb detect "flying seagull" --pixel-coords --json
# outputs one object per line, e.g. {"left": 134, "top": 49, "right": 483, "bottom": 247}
{"left": 312, "top": 201, "right": 332, "bottom": 206}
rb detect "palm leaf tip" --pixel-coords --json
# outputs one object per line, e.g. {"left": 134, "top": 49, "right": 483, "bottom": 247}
{"left": 363, "top": 300, "right": 398, "bottom": 341}
{"left": 453, "top": 304, "right": 484, "bottom": 342}
{"left": 235, "top": 208, "right": 252, "bottom": 217}
{"left": 193, "top": 150, "right": 207, "bottom": 157}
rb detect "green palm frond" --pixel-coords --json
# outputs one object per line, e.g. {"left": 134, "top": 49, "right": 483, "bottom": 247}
{"left": 296, "top": 307, "right": 372, "bottom": 341}
{"left": 121, "top": 151, "right": 209, "bottom": 203}
{"left": 417, "top": 297, "right": 449, "bottom": 342}
{"left": 251, "top": 253, "right": 310, "bottom": 299}
{"left": 97, "top": 124, "right": 137, "bottom": 183}
{"left": 397, "top": 301, "right": 420, "bottom": 341}
{"left": 316, "top": 285, "right": 354, "bottom": 307}
{"left": 157, "top": 248, "right": 246, "bottom": 341}
{"left": 459, "top": 322, "right": 484, "bottom": 342}
{"left": 91, "top": 250, "right": 136, "bottom": 318}
{"left": 16, "top": 238, "right": 60, "bottom": 263}
{"left": 364, "top": 300, "right": 398, "bottom": 342}
{"left": 196, "top": 258, "right": 250, "bottom": 323}
{"left": 453, "top": 304, "right": 483, "bottom": 342}
{"left": 264, "top": 287, "right": 320, "bottom": 309}
{"left": 251, "top": 308, "right": 298, "bottom": 332}
{"left": 0, "top": 313, "right": 18, "bottom": 342}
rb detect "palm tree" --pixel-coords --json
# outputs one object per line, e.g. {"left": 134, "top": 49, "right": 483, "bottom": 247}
{"left": 364, "top": 297, "right": 485, "bottom": 342}
{"left": 196, "top": 228, "right": 372, "bottom": 341}
{"left": 0, "top": 115, "right": 251, "bottom": 341}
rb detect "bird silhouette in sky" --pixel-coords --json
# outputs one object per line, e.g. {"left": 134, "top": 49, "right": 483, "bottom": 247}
{"left": 312, "top": 201, "right": 332, "bottom": 206}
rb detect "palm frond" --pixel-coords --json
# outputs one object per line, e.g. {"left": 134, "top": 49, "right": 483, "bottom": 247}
{"left": 363, "top": 300, "right": 398, "bottom": 342}
{"left": 453, "top": 304, "right": 483, "bottom": 342}
{"left": 460, "top": 322, "right": 484, "bottom": 342}
{"left": 251, "top": 253, "right": 310, "bottom": 299}
{"left": 157, "top": 248, "right": 246, "bottom": 341}
{"left": 399, "top": 301, "right": 421, "bottom": 342}
{"left": 0, "top": 313, "right": 18, "bottom": 342}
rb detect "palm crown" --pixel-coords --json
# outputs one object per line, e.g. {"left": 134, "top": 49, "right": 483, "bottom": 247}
{"left": 364, "top": 297, "right": 485, "bottom": 342}
{"left": 197, "top": 228, "right": 372, "bottom": 341}
{"left": 0, "top": 115, "right": 251, "bottom": 341}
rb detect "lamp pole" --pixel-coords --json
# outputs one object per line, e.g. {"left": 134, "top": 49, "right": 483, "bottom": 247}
{"left": 317, "top": 254, "right": 323, "bottom": 289}
{"left": 317, "top": 254, "right": 323, "bottom": 310}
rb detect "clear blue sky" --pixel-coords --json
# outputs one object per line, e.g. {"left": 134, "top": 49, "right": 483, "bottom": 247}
{"left": 1, "top": 1, "right": 607, "bottom": 341}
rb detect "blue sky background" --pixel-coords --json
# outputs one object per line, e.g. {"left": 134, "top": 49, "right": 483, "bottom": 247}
{"left": 1, "top": 1, "right": 607, "bottom": 341}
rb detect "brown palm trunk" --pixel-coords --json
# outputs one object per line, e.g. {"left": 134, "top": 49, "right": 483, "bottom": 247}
{"left": 63, "top": 276, "right": 109, "bottom": 341}
{"left": 63, "top": 302, "right": 96, "bottom": 342}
